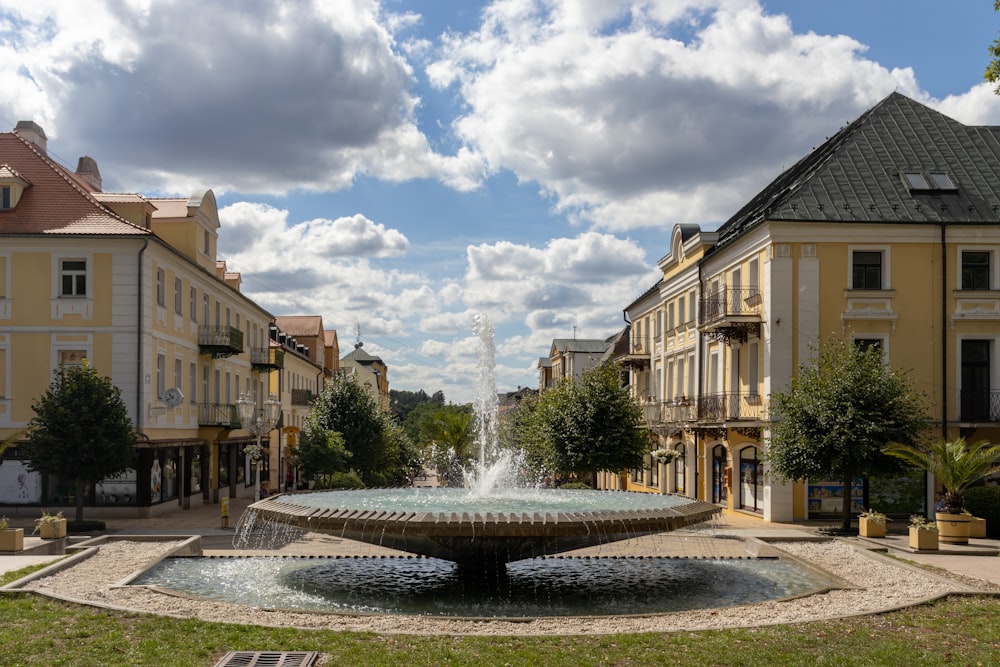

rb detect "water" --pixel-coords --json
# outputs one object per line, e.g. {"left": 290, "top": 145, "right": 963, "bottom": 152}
{"left": 134, "top": 554, "right": 835, "bottom": 618}
{"left": 281, "top": 487, "right": 694, "bottom": 515}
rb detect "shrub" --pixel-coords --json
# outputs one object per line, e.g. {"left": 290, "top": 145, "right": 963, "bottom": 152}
{"left": 559, "top": 482, "right": 592, "bottom": 490}
{"left": 963, "top": 486, "right": 1000, "bottom": 538}
{"left": 315, "top": 471, "right": 366, "bottom": 490}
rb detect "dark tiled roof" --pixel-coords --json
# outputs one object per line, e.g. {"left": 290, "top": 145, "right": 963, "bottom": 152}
{"left": 342, "top": 343, "right": 382, "bottom": 363}
{"left": 713, "top": 92, "right": 1000, "bottom": 251}
{"left": 0, "top": 132, "right": 150, "bottom": 236}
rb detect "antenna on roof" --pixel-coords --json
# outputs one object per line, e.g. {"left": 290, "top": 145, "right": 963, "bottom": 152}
{"left": 355, "top": 322, "right": 363, "bottom": 349}
{"left": 573, "top": 325, "right": 577, "bottom": 340}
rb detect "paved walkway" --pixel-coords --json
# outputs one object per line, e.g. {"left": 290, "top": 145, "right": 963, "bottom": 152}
{"left": 3, "top": 500, "right": 1000, "bottom": 590}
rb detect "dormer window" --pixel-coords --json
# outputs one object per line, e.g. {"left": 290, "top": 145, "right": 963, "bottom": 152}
{"left": 0, "top": 163, "right": 31, "bottom": 210}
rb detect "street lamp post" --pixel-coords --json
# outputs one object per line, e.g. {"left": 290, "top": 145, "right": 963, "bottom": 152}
{"left": 237, "top": 392, "right": 281, "bottom": 502}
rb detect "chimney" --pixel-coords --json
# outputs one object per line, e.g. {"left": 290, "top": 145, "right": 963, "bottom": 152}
{"left": 14, "top": 121, "right": 47, "bottom": 153}
{"left": 75, "top": 156, "right": 102, "bottom": 192}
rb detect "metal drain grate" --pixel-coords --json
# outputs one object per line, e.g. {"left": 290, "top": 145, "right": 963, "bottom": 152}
{"left": 214, "top": 651, "right": 319, "bottom": 667}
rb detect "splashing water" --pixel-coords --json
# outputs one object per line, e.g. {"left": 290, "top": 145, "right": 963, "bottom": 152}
{"left": 466, "top": 313, "right": 513, "bottom": 495}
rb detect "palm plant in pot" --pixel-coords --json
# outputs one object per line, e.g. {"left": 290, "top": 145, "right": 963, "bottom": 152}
{"left": 885, "top": 438, "right": 1000, "bottom": 545}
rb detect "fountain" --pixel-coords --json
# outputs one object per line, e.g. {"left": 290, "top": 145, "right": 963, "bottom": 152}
{"left": 242, "top": 314, "right": 720, "bottom": 572}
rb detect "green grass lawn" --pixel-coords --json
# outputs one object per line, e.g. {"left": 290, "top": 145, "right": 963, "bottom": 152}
{"left": 2, "top": 567, "right": 998, "bottom": 666}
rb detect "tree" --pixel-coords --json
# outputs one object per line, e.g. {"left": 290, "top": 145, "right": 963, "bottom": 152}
{"left": 390, "top": 388, "right": 445, "bottom": 423}
{"left": 508, "top": 362, "right": 651, "bottom": 484}
{"left": 296, "top": 429, "right": 351, "bottom": 484}
{"left": 885, "top": 438, "right": 1000, "bottom": 514}
{"left": 303, "top": 373, "right": 420, "bottom": 487}
{"left": 767, "top": 336, "right": 931, "bottom": 530}
{"left": 987, "top": 2, "right": 1000, "bottom": 93}
{"left": 22, "top": 360, "right": 136, "bottom": 522}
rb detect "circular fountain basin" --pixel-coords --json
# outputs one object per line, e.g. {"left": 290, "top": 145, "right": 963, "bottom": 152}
{"left": 247, "top": 489, "right": 721, "bottom": 569}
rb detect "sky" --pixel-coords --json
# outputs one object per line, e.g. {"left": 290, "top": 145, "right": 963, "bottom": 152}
{"left": 3, "top": 0, "right": 1000, "bottom": 404}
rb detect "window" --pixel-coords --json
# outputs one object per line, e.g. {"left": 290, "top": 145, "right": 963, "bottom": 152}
{"left": 852, "top": 251, "right": 882, "bottom": 290}
{"left": 854, "top": 338, "right": 882, "bottom": 353}
{"left": 59, "top": 259, "right": 87, "bottom": 296}
{"left": 173, "top": 358, "right": 182, "bottom": 392}
{"left": 667, "top": 303, "right": 675, "bottom": 331}
{"left": 1, "top": 186, "right": 10, "bottom": 209}
{"left": 203, "top": 230, "right": 210, "bottom": 254}
{"left": 156, "top": 268, "right": 165, "bottom": 306}
{"left": 748, "top": 340, "right": 759, "bottom": 395}
{"left": 190, "top": 287, "right": 198, "bottom": 321}
{"left": 189, "top": 362, "right": 197, "bottom": 403}
{"left": 678, "top": 296, "right": 686, "bottom": 324}
{"left": 962, "top": 251, "right": 990, "bottom": 290}
{"left": 59, "top": 350, "right": 86, "bottom": 367}
{"left": 174, "top": 277, "right": 183, "bottom": 315}
{"left": 156, "top": 354, "right": 166, "bottom": 398}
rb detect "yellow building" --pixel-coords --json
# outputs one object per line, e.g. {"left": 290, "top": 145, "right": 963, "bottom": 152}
{"left": 0, "top": 121, "right": 281, "bottom": 515}
{"left": 340, "top": 342, "right": 390, "bottom": 410}
{"left": 271, "top": 315, "right": 339, "bottom": 491}
{"left": 616, "top": 93, "right": 1000, "bottom": 521}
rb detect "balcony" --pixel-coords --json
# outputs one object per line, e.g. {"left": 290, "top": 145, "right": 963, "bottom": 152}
{"left": 250, "top": 346, "right": 285, "bottom": 372}
{"left": 291, "top": 389, "right": 314, "bottom": 406}
{"left": 698, "top": 287, "right": 762, "bottom": 344}
{"left": 619, "top": 335, "right": 651, "bottom": 369}
{"left": 959, "top": 390, "right": 1000, "bottom": 423}
{"left": 198, "top": 403, "right": 240, "bottom": 428}
{"left": 697, "top": 392, "right": 767, "bottom": 423}
{"left": 640, "top": 398, "right": 696, "bottom": 435}
{"left": 198, "top": 326, "right": 244, "bottom": 359}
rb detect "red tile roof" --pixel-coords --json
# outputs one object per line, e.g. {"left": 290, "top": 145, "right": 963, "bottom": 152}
{"left": 0, "top": 132, "right": 150, "bottom": 236}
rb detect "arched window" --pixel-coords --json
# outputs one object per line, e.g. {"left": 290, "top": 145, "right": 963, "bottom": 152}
{"left": 712, "top": 444, "right": 728, "bottom": 504}
{"left": 674, "top": 444, "right": 686, "bottom": 494}
{"left": 739, "top": 446, "right": 763, "bottom": 512}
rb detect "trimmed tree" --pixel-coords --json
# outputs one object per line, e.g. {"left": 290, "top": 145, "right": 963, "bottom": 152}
{"left": 22, "top": 361, "right": 136, "bottom": 522}
{"left": 303, "top": 373, "right": 420, "bottom": 487}
{"left": 767, "top": 336, "right": 931, "bottom": 531}
{"left": 514, "top": 362, "right": 651, "bottom": 485}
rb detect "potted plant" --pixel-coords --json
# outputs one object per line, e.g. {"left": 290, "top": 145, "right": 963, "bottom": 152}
{"left": 858, "top": 508, "right": 888, "bottom": 538}
{"left": 33, "top": 510, "right": 66, "bottom": 539}
{"left": 969, "top": 514, "right": 987, "bottom": 539}
{"left": 651, "top": 448, "right": 680, "bottom": 464}
{"left": 885, "top": 438, "right": 1000, "bottom": 545}
{"left": 908, "top": 515, "right": 938, "bottom": 551}
{"left": 0, "top": 516, "right": 24, "bottom": 552}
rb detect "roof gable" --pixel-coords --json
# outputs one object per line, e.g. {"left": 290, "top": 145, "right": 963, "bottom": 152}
{"left": 0, "top": 132, "right": 150, "bottom": 236}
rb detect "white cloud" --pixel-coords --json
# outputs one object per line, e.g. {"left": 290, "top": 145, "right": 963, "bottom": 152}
{"left": 428, "top": 0, "right": 992, "bottom": 231}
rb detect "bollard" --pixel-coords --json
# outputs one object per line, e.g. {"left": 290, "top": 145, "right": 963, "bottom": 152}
{"left": 221, "top": 496, "right": 229, "bottom": 529}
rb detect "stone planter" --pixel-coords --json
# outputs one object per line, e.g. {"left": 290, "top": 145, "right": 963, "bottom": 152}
{"left": 0, "top": 528, "right": 24, "bottom": 552}
{"left": 859, "top": 516, "right": 886, "bottom": 538}
{"left": 935, "top": 512, "right": 971, "bottom": 545}
{"left": 969, "top": 516, "right": 986, "bottom": 539}
{"left": 38, "top": 518, "right": 67, "bottom": 539}
{"left": 908, "top": 526, "right": 938, "bottom": 551}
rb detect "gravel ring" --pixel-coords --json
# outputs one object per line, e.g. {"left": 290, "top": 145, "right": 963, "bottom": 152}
{"left": 16, "top": 538, "right": 992, "bottom": 636}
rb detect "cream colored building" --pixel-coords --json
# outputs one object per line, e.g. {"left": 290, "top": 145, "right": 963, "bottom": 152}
{"left": 340, "top": 342, "right": 390, "bottom": 410}
{"left": 614, "top": 93, "right": 1000, "bottom": 521}
{"left": 0, "top": 121, "right": 281, "bottom": 514}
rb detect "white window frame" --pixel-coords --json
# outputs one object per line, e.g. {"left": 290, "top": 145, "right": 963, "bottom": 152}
{"left": 957, "top": 246, "right": 996, "bottom": 292}
{"left": 156, "top": 267, "right": 166, "bottom": 307}
{"left": 58, "top": 258, "right": 88, "bottom": 297}
{"left": 847, "top": 245, "right": 891, "bottom": 290}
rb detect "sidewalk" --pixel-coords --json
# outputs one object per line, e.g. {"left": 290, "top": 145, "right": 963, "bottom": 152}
{"left": 2, "top": 501, "right": 999, "bottom": 591}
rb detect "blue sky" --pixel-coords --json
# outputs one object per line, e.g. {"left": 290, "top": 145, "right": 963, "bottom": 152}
{"left": 2, "top": 0, "right": 1000, "bottom": 403}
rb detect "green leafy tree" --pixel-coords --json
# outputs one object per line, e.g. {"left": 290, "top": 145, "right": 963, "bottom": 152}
{"left": 22, "top": 361, "right": 136, "bottom": 522}
{"left": 509, "top": 362, "right": 651, "bottom": 484}
{"left": 390, "top": 388, "right": 445, "bottom": 423}
{"left": 304, "top": 373, "right": 420, "bottom": 487}
{"left": 296, "top": 429, "right": 351, "bottom": 484}
{"left": 885, "top": 438, "right": 1000, "bottom": 514}
{"left": 767, "top": 336, "right": 931, "bottom": 530}
{"left": 987, "top": 2, "right": 1000, "bottom": 92}
{"left": 406, "top": 403, "right": 474, "bottom": 474}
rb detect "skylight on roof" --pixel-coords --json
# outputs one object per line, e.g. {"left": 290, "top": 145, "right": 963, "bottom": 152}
{"left": 902, "top": 170, "right": 958, "bottom": 193}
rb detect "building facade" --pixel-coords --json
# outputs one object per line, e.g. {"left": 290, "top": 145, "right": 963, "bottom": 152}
{"left": 0, "top": 122, "right": 296, "bottom": 515}
{"left": 613, "top": 93, "right": 1000, "bottom": 521}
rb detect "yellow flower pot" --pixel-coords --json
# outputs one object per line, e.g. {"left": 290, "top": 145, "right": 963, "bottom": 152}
{"left": 0, "top": 528, "right": 24, "bottom": 552}
{"left": 38, "top": 518, "right": 67, "bottom": 539}
{"left": 935, "top": 512, "right": 971, "bottom": 545}
{"left": 859, "top": 516, "right": 885, "bottom": 538}
{"left": 969, "top": 516, "right": 986, "bottom": 539}
{"left": 908, "top": 526, "right": 938, "bottom": 551}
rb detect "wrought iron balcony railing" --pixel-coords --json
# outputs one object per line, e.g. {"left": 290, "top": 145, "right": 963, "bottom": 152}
{"left": 697, "top": 392, "right": 767, "bottom": 422}
{"left": 198, "top": 326, "right": 244, "bottom": 358}
{"left": 959, "top": 390, "right": 1000, "bottom": 423}
{"left": 699, "top": 287, "right": 763, "bottom": 324}
{"left": 198, "top": 403, "right": 240, "bottom": 428}
{"left": 250, "top": 346, "right": 285, "bottom": 371}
